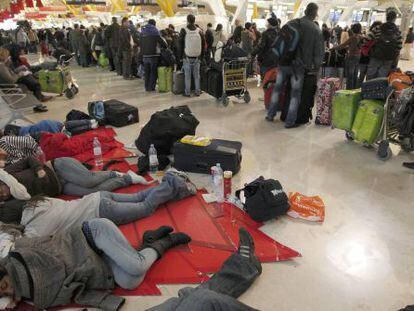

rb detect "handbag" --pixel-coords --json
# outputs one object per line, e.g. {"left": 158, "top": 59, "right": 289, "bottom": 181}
{"left": 236, "top": 176, "right": 290, "bottom": 222}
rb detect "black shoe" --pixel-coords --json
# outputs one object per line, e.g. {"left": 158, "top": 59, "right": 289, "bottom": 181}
{"left": 145, "top": 232, "right": 191, "bottom": 259}
{"left": 142, "top": 226, "right": 173, "bottom": 244}
{"left": 183, "top": 94, "right": 191, "bottom": 97}
{"left": 238, "top": 228, "right": 262, "bottom": 274}
{"left": 402, "top": 162, "right": 414, "bottom": 169}
{"left": 33, "top": 105, "right": 48, "bottom": 113}
{"left": 284, "top": 123, "right": 301, "bottom": 129}
{"left": 265, "top": 116, "right": 273, "bottom": 122}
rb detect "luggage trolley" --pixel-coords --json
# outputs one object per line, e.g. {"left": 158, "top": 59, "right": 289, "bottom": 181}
{"left": 375, "top": 82, "right": 414, "bottom": 160}
{"left": 345, "top": 81, "right": 414, "bottom": 161}
{"left": 220, "top": 57, "right": 251, "bottom": 106}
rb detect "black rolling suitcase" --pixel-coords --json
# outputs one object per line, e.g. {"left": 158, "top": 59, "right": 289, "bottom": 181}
{"left": 104, "top": 99, "right": 139, "bottom": 127}
{"left": 207, "top": 69, "right": 223, "bottom": 98}
{"left": 173, "top": 139, "right": 242, "bottom": 174}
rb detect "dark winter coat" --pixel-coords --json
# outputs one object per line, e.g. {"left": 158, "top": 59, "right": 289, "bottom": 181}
{"left": 139, "top": 24, "right": 167, "bottom": 57}
{"left": 252, "top": 26, "right": 278, "bottom": 68}
{"left": 0, "top": 226, "right": 123, "bottom": 310}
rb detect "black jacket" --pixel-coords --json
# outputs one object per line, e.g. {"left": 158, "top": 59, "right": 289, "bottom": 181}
{"left": 252, "top": 27, "right": 278, "bottom": 68}
{"left": 118, "top": 26, "right": 132, "bottom": 52}
{"left": 104, "top": 22, "right": 120, "bottom": 49}
{"left": 139, "top": 24, "right": 167, "bottom": 57}
{"left": 205, "top": 28, "right": 214, "bottom": 49}
{"left": 232, "top": 25, "right": 243, "bottom": 44}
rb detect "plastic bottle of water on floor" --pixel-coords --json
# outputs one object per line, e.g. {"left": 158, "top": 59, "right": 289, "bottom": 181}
{"left": 149, "top": 144, "right": 159, "bottom": 173}
{"left": 93, "top": 137, "right": 103, "bottom": 167}
{"left": 212, "top": 163, "right": 224, "bottom": 203}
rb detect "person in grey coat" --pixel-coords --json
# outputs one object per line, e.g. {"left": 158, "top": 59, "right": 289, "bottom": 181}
{"left": 0, "top": 218, "right": 191, "bottom": 310}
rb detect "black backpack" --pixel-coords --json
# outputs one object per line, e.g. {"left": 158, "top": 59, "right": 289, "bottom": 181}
{"left": 236, "top": 176, "right": 290, "bottom": 222}
{"left": 159, "top": 48, "right": 176, "bottom": 67}
{"left": 66, "top": 109, "right": 91, "bottom": 122}
{"left": 135, "top": 105, "right": 199, "bottom": 155}
{"left": 271, "top": 20, "right": 301, "bottom": 66}
{"left": 372, "top": 24, "right": 400, "bottom": 61}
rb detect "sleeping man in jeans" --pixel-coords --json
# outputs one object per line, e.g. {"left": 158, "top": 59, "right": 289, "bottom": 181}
{"left": 266, "top": 3, "right": 324, "bottom": 128}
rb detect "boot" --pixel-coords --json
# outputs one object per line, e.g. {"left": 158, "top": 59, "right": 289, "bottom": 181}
{"left": 238, "top": 228, "right": 262, "bottom": 274}
{"left": 145, "top": 232, "right": 191, "bottom": 259}
{"left": 142, "top": 226, "right": 173, "bottom": 244}
{"left": 403, "top": 162, "right": 414, "bottom": 169}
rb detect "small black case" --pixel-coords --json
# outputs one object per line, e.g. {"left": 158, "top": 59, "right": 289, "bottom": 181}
{"left": 104, "top": 99, "right": 139, "bottom": 127}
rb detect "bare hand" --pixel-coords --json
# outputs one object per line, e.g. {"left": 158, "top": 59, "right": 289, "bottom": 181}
{"left": 37, "top": 169, "right": 46, "bottom": 178}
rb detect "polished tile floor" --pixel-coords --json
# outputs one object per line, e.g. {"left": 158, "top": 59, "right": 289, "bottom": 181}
{"left": 4, "top": 59, "right": 414, "bottom": 311}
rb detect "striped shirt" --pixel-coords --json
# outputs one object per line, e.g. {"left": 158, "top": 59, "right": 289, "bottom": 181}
{"left": 368, "top": 22, "right": 403, "bottom": 51}
{"left": 0, "top": 136, "right": 41, "bottom": 165}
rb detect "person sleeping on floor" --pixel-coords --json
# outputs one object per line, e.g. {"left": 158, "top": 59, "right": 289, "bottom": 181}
{"left": 0, "top": 168, "right": 196, "bottom": 240}
{"left": 0, "top": 222, "right": 261, "bottom": 311}
{"left": 0, "top": 156, "right": 153, "bottom": 199}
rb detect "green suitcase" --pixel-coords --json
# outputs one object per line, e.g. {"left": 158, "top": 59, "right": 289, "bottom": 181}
{"left": 351, "top": 99, "right": 384, "bottom": 145}
{"left": 38, "top": 68, "right": 70, "bottom": 94}
{"left": 158, "top": 66, "right": 173, "bottom": 92}
{"left": 332, "top": 89, "right": 361, "bottom": 131}
{"left": 99, "top": 52, "right": 109, "bottom": 68}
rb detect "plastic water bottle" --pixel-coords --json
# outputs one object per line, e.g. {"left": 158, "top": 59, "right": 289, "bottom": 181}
{"left": 93, "top": 137, "right": 103, "bottom": 167}
{"left": 212, "top": 163, "right": 224, "bottom": 203}
{"left": 36, "top": 146, "right": 46, "bottom": 164}
{"left": 149, "top": 144, "right": 159, "bottom": 173}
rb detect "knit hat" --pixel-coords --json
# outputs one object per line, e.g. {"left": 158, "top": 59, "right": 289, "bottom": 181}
{"left": 0, "top": 170, "right": 31, "bottom": 200}
{"left": 267, "top": 17, "right": 278, "bottom": 27}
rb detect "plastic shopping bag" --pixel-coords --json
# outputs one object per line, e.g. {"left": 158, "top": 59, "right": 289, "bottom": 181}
{"left": 287, "top": 192, "right": 325, "bottom": 222}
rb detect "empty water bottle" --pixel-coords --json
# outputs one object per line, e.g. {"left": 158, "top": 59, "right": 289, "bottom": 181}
{"left": 149, "top": 144, "right": 159, "bottom": 173}
{"left": 212, "top": 163, "right": 224, "bottom": 203}
{"left": 93, "top": 137, "right": 103, "bottom": 167}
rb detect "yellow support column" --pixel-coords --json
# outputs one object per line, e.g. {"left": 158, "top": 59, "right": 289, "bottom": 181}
{"left": 252, "top": 3, "right": 259, "bottom": 19}
{"left": 293, "top": 0, "right": 301, "bottom": 16}
{"left": 156, "top": 0, "right": 175, "bottom": 17}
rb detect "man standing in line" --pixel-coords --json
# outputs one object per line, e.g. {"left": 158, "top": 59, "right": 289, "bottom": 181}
{"left": 178, "top": 14, "right": 205, "bottom": 97}
{"left": 118, "top": 17, "right": 133, "bottom": 80}
{"left": 266, "top": 3, "right": 324, "bottom": 129}
{"left": 366, "top": 10, "right": 403, "bottom": 80}
{"left": 105, "top": 17, "right": 121, "bottom": 74}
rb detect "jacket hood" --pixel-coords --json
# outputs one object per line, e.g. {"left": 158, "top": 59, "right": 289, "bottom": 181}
{"left": 142, "top": 24, "right": 160, "bottom": 36}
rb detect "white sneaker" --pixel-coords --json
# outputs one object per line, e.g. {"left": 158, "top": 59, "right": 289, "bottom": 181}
{"left": 127, "top": 170, "right": 155, "bottom": 185}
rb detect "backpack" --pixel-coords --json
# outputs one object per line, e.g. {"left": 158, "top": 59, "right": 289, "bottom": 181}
{"left": 372, "top": 24, "right": 400, "bottom": 60}
{"left": 135, "top": 105, "right": 200, "bottom": 155}
{"left": 66, "top": 109, "right": 91, "bottom": 121}
{"left": 87, "top": 101, "right": 106, "bottom": 125}
{"left": 271, "top": 20, "right": 301, "bottom": 66}
{"left": 236, "top": 176, "right": 290, "bottom": 222}
{"left": 390, "top": 87, "right": 414, "bottom": 127}
{"left": 159, "top": 48, "right": 176, "bottom": 66}
{"left": 184, "top": 27, "right": 202, "bottom": 57}
{"left": 94, "top": 33, "right": 104, "bottom": 47}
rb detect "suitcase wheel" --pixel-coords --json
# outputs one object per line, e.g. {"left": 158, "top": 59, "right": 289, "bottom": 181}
{"left": 65, "top": 88, "right": 75, "bottom": 99}
{"left": 221, "top": 96, "right": 229, "bottom": 107}
{"left": 243, "top": 91, "right": 251, "bottom": 104}
{"left": 377, "top": 140, "right": 392, "bottom": 161}
{"left": 345, "top": 131, "right": 354, "bottom": 141}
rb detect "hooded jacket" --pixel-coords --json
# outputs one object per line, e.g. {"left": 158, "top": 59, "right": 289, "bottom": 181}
{"left": 252, "top": 26, "right": 278, "bottom": 68}
{"left": 1, "top": 226, "right": 123, "bottom": 310}
{"left": 369, "top": 22, "right": 403, "bottom": 60}
{"left": 139, "top": 24, "right": 167, "bottom": 57}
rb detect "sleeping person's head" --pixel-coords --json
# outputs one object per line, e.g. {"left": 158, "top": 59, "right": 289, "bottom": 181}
{"left": 0, "top": 182, "right": 11, "bottom": 201}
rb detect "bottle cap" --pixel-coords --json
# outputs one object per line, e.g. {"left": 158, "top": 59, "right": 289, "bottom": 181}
{"left": 224, "top": 171, "right": 232, "bottom": 178}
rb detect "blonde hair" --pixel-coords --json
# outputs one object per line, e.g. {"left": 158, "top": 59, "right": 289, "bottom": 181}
{"left": 0, "top": 48, "right": 10, "bottom": 62}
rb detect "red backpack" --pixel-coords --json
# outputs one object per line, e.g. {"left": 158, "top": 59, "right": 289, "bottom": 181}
{"left": 361, "top": 40, "right": 375, "bottom": 57}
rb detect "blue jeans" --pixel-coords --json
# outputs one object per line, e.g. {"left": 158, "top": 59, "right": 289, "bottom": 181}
{"left": 267, "top": 66, "right": 305, "bottom": 127}
{"left": 86, "top": 218, "right": 158, "bottom": 289}
{"left": 53, "top": 157, "right": 132, "bottom": 196}
{"left": 358, "top": 63, "right": 368, "bottom": 88}
{"left": 147, "top": 254, "right": 260, "bottom": 311}
{"left": 143, "top": 56, "right": 159, "bottom": 91}
{"left": 183, "top": 57, "right": 200, "bottom": 95}
{"left": 98, "top": 172, "right": 192, "bottom": 225}
{"left": 345, "top": 56, "right": 360, "bottom": 90}
{"left": 366, "top": 57, "right": 393, "bottom": 80}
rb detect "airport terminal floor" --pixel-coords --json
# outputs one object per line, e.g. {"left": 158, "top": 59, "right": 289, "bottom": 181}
{"left": 2, "top": 56, "right": 411, "bottom": 311}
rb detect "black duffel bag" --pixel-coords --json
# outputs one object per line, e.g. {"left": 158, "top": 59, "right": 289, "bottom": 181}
{"left": 135, "top": 105, "right": 199, "bottom": 155}
{"left": 236, "top": 176, "right": 290, "bottom": 222}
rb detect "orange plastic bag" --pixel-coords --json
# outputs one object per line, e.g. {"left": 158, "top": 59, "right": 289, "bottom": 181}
{"left": 388, "top": 71, "right": 412, "bottom": 91}
{"left": 287, "top": 192, "right": 325, "bottom": 222}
